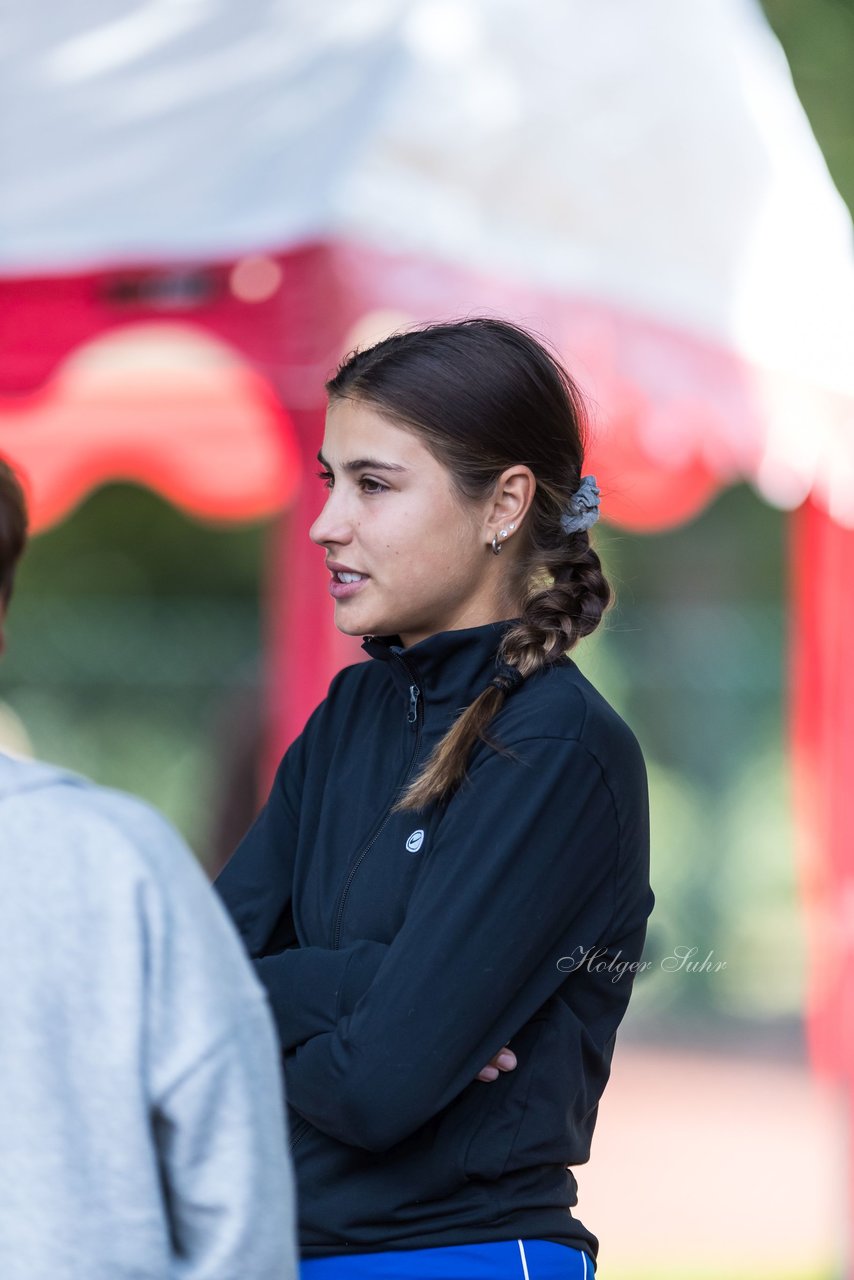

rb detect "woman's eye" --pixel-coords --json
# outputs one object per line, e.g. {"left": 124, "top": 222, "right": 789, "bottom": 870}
{"left": 314, "top": 470, "right": 387, "bottom": 495}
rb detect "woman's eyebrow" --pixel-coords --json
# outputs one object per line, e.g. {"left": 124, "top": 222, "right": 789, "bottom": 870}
{"left": 316, "top": 450, "right": 408, "bottom": 473}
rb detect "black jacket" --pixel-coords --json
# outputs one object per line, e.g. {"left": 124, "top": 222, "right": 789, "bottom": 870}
{"left": 215, "top": 618, "right": 654, "bottom": 1263}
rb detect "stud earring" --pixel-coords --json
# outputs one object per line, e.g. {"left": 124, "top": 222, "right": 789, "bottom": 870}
{"left": 490, "top": 523, "right": 517, "bottom": 555}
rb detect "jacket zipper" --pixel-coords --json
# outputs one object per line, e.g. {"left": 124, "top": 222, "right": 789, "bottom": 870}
{"left": 330, "top": 660, "right": 422, "bottom": 951}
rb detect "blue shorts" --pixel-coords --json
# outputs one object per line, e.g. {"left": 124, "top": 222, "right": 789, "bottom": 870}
{"left": 300, "top": 1238, "right": 594, "bottom": 1278}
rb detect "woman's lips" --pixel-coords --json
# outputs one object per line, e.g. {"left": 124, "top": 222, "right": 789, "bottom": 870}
{"left": 328, "top": 573, "right": 369, "bottom": 600}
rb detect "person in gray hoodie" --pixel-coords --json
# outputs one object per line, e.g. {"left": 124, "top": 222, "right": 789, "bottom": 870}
{"left": 0, "top": 457, "right": 299, "bottom": 1280}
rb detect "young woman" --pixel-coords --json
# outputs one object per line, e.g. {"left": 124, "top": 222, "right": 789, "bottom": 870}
{"left": 215, "top": 317, "right": 654, "bottom": 1279}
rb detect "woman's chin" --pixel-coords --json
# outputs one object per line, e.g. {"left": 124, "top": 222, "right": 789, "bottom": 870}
{"left": 332, "top": 601, "right": 380, "bottom": 636}
{"left": 336, "top": 607, "right": 409, "bottom": 641}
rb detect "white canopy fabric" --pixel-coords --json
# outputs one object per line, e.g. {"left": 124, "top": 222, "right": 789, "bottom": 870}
{"left": 3, "top": 0, "right": 854, "bottom": 517}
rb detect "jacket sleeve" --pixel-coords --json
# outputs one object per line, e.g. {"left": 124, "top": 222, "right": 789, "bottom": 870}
{"left": 254, "top": 940, "right": 389, "bottom": 1051}
{"left": 215, "top": 675, "right": 389, "bottom": 1052}
{"left": 281, "top": 732, "right": 652, "bottom": 1152}
{"left": 213, "top": 727, "right": 308, "bottom": 957}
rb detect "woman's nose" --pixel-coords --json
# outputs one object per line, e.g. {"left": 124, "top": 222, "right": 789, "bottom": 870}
{"left": 309, "top": 499, "right": 351, "bottom": 547}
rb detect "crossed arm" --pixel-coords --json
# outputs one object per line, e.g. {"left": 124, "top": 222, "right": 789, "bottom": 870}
{"left": 213, "top": 723, "right": 519, "bottom": 1089}
{"left": 254, "top": 940, "right": 517, "bottom": 1082}
{"left": 215, "top": 730, "right": 643, "bottom": 1150}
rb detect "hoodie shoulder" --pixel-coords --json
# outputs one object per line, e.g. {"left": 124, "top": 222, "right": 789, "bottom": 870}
{"left": 0, "top": 752, "right": 91, "bottom": 803}
{"left": 0, "top": 753, "right": 208, "bottom": 918}
{"left": 0, "top": 756, "right": 268, "bottom": 1019}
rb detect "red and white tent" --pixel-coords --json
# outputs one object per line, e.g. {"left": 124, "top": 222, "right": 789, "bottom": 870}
{"left": 2, "top": 0, "right": 853, "bottom": 1205}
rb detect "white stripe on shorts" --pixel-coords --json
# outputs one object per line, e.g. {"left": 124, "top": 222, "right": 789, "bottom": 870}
{"left": 516, "top": 1238, "right": 589, "bottom": 1278}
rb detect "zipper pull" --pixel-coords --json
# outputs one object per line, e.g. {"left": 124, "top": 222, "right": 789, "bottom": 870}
{"left": 407, "top": 684, "right": 420, "bottom": 724}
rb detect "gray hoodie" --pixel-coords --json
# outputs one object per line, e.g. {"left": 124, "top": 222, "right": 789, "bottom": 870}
{"left": 0, "top": 753, "right": 299, "bottom": 1280}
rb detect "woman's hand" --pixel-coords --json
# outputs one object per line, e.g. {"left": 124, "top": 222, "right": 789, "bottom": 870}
{"left": 476, "top": 1045, "right": 517, "bottom": 1082}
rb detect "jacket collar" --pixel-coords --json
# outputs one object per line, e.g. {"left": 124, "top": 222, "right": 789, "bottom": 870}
{"left": 362, "top": 618, "right": 521, "bottom": 721}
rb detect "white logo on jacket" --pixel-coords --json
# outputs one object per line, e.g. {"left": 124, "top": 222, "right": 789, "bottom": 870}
{"left": 405, "top": 829, "right": 425, "bottom": 853}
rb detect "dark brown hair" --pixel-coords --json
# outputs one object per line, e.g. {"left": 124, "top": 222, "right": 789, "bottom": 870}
{"left": 0, "top": 457, "right": 28, "bottom": 605}
{"left": 325, "top": 317, "right": 612, "bottom": 811}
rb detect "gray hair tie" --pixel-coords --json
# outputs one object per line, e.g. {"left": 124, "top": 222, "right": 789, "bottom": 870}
{"left": 559, "top": 474, "right": 601, "bottom": 535}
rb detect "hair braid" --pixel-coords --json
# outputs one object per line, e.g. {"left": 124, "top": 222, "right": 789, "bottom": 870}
{"left": 502, "top": 532, "right": 612, "bottom": 673}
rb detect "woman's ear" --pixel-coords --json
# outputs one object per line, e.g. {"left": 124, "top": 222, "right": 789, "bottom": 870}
{"left": 486, "top": 466, "right": 536, "bottom": 537}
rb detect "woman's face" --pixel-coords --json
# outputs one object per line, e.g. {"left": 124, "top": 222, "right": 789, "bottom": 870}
{"left": 309, "top": 397, "right": 519, "bottom": 647}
